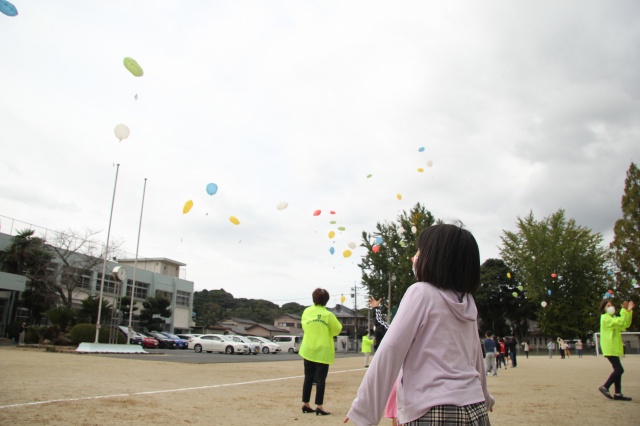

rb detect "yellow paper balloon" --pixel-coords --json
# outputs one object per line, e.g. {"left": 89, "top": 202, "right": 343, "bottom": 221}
{"left": 343, "top": 249, "right": 352, "bottom": 258}
{"left": 182, "top": 200, "right": 193, "bottom": 214}
{"left": 328, "top": 231, "right": 335, "bottom": 238}
{"left": 123, "top": 57, "right": 144, "bottom": 77}
{"left": 396, "top": 194, "right": 402, "bottom": 200}
{"left": 507, "top": 272, "right": 511, "bottom": 279}
{"left": 417, "top": 168, "right": 424, "bottom": 173}
{"left": 340, "top": 295, "right": 346, "bottom": 304}
{"left": 229, "top": 216, "right": 240, "bottom": 225}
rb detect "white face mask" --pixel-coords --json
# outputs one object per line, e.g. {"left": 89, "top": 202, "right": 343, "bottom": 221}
{"left": 606, "top": 306, "right": 616, "bottom": 315}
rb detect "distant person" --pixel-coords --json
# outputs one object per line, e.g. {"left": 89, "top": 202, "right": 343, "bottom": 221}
{"left": 484, "top": 331, "right": 498, "bottom": 376}
{"left": 341, "top": 339, "right": 347, "bottom": 354}
{"left": 598, "top": 298, "right": 634, "bottom": 401}
{"left": 299, "top": 288, "right": 342, "bottom": 415}
{"left": 576, "top": 340, "right": 583, "bottom": 358}
{"left": 362, "top": 331, "right": 374, "bottom": 367}
{"left": 522, "top": 341, "right": 530, "bottom": 359}
{"left": 557, "top": 337, "right": 565, "bottom": 359}
{"left": 345, "top": 223, "right": 494, "bottom": 425}
{"left": 508, "top": 337, "right": 517, "bottom": 368}
{"left": 564, "top": 341, "right": 570, "bottom": 358}
{"left": 547, "top": 340, "right": 555, "bottom": 358}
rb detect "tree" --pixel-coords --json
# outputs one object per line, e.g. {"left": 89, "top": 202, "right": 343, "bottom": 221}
{"left": 232, "top": 299, "right": 282, "bottom": 323}
{"left": 79, "top": 295, "right": 112, "bottom": 324}
{"left": 0, "top": 229, "right": 57, "bottom": 322}
{"left": 45, "top": 306, "right": 76, "bottom": 337}
{"left": 192, "top": 289, "right": 236, "bottom": 327}
{"left": 500, "top": 210, "right": 609, "bottom": 338}
{"left": 140, "top": 297, "right": 172, "bottom": 331}
{"left": 359, "top": 203, "right": 436, "bottom": 316}
{"left": 48, "top": 228, "right": 120, "bottom": 309}
{"left": 280, "top": 302, "right": 306, "bottom": 315}
{"left": 119, "top": 296, "right": 138, "bottom": 324}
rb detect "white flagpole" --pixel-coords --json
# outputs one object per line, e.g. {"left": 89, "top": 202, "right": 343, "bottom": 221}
{"left": 95, "top": 164, "right": 120, "bottom": 344}
{"left": 127, "top": 178, "right": 147, "bottom": 344}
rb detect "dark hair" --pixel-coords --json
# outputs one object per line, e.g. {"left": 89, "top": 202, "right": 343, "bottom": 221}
{"left": 414, "top": 223, "right": 480, "bottom": 294}
{"left": 598, "top": 299, "right": 611, "bottom": 315}
{"left": 485, "top": 331, "right": 492, "bottom": 337}
{"left": 312, "top": 288, "right": 330, "bottom": 306}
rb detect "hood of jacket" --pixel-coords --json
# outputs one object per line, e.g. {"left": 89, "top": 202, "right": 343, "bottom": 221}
{"left": 437, "top": 287, "right": 478, "bottom": 322}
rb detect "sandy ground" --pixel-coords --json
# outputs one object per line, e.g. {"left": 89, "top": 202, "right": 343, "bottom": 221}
{"left": 0, "top": 347, "right": 638, "bottom": 425}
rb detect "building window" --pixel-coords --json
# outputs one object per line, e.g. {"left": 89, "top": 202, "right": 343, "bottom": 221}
{"left": 61, "top": 266, "right": 93, "bottom": 290}
{"left": 156, "top": 290, "right": 173, "bottom": 302}
{"left": 176, "top": 290, "right": 190, "bottom": 307}
{"left": 96, "top": 273, "right": 120, "bottom": 295}
{"left": 126, "top": 280, "right": 149, "bottom": 299}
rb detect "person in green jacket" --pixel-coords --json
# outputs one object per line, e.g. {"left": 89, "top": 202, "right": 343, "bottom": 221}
{"left": 598, "top": 297, "right": 635, "bottom": 401}
{"left": 362, "top": 330, "right": 374, "bottom": 367}
{"left": 300, "top": 288, "right": 342, "bottom": 416}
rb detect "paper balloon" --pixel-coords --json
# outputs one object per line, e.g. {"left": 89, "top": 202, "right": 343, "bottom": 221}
{"left": 123, "top": 57, "right": 144, "bottom": 77}
{"left": 398, "top": 227, "right": 405, "bottom": 233}
{"left": 338, "top": 226, "right": 346, "bottom": 231}
{"left": 330, "top": 211, "right": 336, "bottom": 214}
{"left": 313, "top": 210, "right": 321, "bottom": 216}
{"left": 397, "top": 194, "right": 402, "bottom": 200}
{"left": 0, "top": 0, "right": 18, "bottom": 16}
{"left": 427, "top": 161, "right": 433, "bottom": 167}
{"left": 206, "top": 183, "right": 218, "bottom": 195}
{"left": 547, "top": 290, "right": 552, "bottom": 295}
{"left": 632, "top": 279, "right": 638, "bottom": 285}
{"left": 276, "top": 201, "right": 288, "bottom": 210}
{"left": 182, "top": 200, "right": 193, "bottom": 214}
{"left": 340, "top": 295, "right": 346, "bottom": 304}
{"left": 507, "top": 272, "right": 511, "bottom": 279}
{"left": 376, "top": 236, "right": 383, "bottom": 244}
{"left": 541, "top": 301, "right": 547, "bottom": 308}
{"left": 551, "top": 273, "right": 557, "bottom": 278}
{"left": 114, "top": 124, "right": 130, "bottom": 141}
{"left": 608, "top": 289, "right": 614, "bottom": 294}
{"left": 512, "top": 292, "right": 518, "bottom": 297}
{"left": 607, "top": 270, "right": 613, "bottom": 275}
{"left": 517, "top": 286, "right": 523, "bottom": 291}
{"left": 411, "top": 226, "right": 417, "bottom": 234}
{"left": 229, "top": 216, "right": 240, "bottom": 225}
{"left": 417, "top": 168, "right": 424, "bottom": 173}
{"left": 328, "top": 231, "right": 335, "bottom": 239}
{"left": 400, "top": 241, "right": 407, "bottom": 247}
{"left": 372, "top": 245, "right": 380, "bottom": 253}
{"left": 418, "top": 147, "right": 425, "bottom": 152}
{"left": 367, "top": 174, "right": 373, "bottom": 178}
{"left": 329, "top": 247, "right": 335, "bottom": 255}
{"left": 343, "top": 250, "right": 352, "bottom": 258}
{"left": 348, "top": 242, "right": 356, "bottom": 249}
{"left": 330, "top": 220, "right": 337, "bottom": 224}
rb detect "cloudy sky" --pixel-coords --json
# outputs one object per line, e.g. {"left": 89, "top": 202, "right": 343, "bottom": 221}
{"left": 1, "top": 1, "right": 638, "bottom": 309}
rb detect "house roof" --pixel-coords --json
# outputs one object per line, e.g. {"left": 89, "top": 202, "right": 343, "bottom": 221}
{"left": 118, "top": 257, "right": 186, "bottom": 267}
{"left": 246, "top": 324, "right": 289, "bottom": 333}
{"left": 219, "top": 318, "right": 258, "bottom": 325}
{"left": 276, "top": 313, "right": 301, "bottom": 320}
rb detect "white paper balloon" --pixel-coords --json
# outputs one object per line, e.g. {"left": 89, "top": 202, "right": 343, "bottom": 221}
{"left": 276, "top": 201, "right": 288, "bottom": 210}
{"left": 114, "top": 124, "right": 130, "bottom": 141}
{"left": 541, "top": 301, "right": 547, "bottom": 308}
{"left": 348, "top": 242, "right": 356, "bottom": 249}
{"left": 411, "top": 226, "right": 417, "bottom": 234}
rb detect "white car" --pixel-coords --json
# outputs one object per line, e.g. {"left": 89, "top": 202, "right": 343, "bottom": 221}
{"left": 188, "top": 334, "right": 250, "bottom": 354}
{"left": 230, "top": 336, "right": 260, "bottom": 355}
{"left": 247, "top": 336, "right": 282, "bottom": 354}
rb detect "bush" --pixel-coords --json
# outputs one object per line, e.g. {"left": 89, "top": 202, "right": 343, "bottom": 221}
{"left": 69, "top": 324, "right": 125, "bottom": 344}
{"left": 25, "top": 326, "right": 49, "bottom": 344}
{"left": 52, "top": 335, "right": 73, "bottom": 346}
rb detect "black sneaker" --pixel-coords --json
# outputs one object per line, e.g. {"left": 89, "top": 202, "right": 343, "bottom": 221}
{"left": 613, "top": 394, "right": 632, "bottom": 401}
{"left": 599, "top": 386, "right": 613, "bottom": 399}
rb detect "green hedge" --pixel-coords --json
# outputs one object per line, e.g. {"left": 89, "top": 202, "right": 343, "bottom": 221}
{"left": 69, "top": 324, "right": 125, "bottom": 344}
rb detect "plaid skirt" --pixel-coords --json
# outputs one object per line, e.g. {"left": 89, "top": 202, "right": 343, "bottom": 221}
{"left": 404, "top": 402, "right": 490, "bottom": 426}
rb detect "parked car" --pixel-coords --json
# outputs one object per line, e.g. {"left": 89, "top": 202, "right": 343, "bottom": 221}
{"left": 247, "top": 336, "right": 282, "bottom": 354}
{"left": 272, "top": 335, "right": 301, "bottom": 354}
{"left": 176, "top": 333, "right": 202, "bottom": 342}
{"left": 144, "top": 331, "right": 177, "bottom": 349}
{"left": 231, "top": 336, "right": 260, "bottom": 355}
{"left": 117, "top": 326, "right": 160, "bottom": 349}
{"left": 159, "top": 332, "right": 189, "bottom": 349}
{"left": 188, "top": 334, "right": 250, "bottom": 354}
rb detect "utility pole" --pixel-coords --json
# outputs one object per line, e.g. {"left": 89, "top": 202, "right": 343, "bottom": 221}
{"left": 351, "top": 284, "right": 359, "bottom": 352}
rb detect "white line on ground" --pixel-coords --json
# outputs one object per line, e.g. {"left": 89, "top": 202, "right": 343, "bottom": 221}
{"left": 0, "top": 368, "right": 364, "bottom": 410}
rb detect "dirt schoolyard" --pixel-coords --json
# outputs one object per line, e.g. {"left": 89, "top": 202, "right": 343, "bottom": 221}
{"left": 0, "top": 347, "right": 638, "bottom": 425}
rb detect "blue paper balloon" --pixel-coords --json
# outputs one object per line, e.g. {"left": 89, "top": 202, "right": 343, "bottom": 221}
{"left": 329, "top": 247, "right": 335, "bottom": 255}
{"left": 547, "top": 290, "right": 552, "bottom": 296}
{"left": 206, "top": 183, "right": 218, "bottom": 195}
{"left": 418, "top": 147, "right": 425, "bottom": 152}
{"left": 376, "top": 236, "right": 383, "bottom": 244}
{"left": 0, "top": 0, "right": 18, "bottom": 16}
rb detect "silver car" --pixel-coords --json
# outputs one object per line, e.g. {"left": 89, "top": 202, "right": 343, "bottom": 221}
{"left": 247, "top": 336, "right": 282, "bottom": 354}
{"left": 231, "top": 336, "right": 260, "bottom": 355}
{"left": 188, "top": 334, "right": 250, "bottom": 354}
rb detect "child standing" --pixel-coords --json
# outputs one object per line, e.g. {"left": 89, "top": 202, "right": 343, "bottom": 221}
{"left": 345, "top": 223, "right": 495, "bottom": 425}
{"left": 362, "top": 331, "right": 374, "bottom": 368}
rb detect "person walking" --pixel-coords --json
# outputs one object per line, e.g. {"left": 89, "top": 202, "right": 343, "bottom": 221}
{"left": 345, "top": 223, "right": 494, "bottom": 425}
{"left": 522, "top": 341, "right": 530, "bottom": 359}
{"left": 299, "top": 288, "right": 342, "bottom": 416}
{"left": 557, "top": 337, "right": 565, "bottom": 359}
{"left": 598, "top": 298, "right": 635, "bottom": 401}
{"left": 362, "top": 331, "right": 374, "bottom": 367}
{"left": 483, "top": 331, "right": 498, "bottom": 376}
{"left": 508, "top": 337, "right": 517, "bottom": 368}
{"left": 564, "top": 340, "right": 570, "bottom": 358}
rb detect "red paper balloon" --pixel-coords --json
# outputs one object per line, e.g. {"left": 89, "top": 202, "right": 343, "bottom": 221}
{"left": 313, "top": 210, "right": 321, "bottom": 216}
{"left": 551, "top": 273, "right": 557, "bottom": 278}
{"left": 372, "top": 245, "right": 380, "bottom": 253}
{"left": 330, "top": 211, "right": 336, "bottom": 214}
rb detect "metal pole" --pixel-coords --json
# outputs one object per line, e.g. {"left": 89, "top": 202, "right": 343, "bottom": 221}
{"left": 387, "top": 275, "right": 392, "bottom": 323}
{"left": 94, "top": 164, "right": 120, "bottom": 344}
{"left": 127, "top": 178, "right": 147, "bottom": 344}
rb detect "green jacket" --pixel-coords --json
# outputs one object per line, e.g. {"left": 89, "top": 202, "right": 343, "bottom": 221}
{"left": 600, "top": 308, "right": 632, "bottom": 356}
{"left": 299, "top": 304, "right": 342, "bottom": 364}
{"left": 361, "top": 335, "right": 374, "bottom": 353}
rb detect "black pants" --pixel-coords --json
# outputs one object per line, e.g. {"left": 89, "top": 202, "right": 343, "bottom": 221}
{"left": 604, "top": 356, "right": 624, "bottom": 394}
{"left": 302, "top": 359, "right": 329, "bottom": 405}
